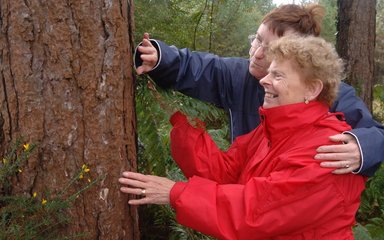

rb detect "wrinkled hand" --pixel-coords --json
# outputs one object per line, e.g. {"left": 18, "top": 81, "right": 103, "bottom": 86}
{"left": 119, "top": 171, "right": 175, "bottom": 205}
{"left": 315, "top": 133, "right": 361, "bottom": 174}
{"left": 135, "top": 32, "right": 158, "bottom": 75}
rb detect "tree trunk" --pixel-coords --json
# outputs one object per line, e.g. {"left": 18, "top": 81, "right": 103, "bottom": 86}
{"left": 0, "top": 0, "right": 139, "bottom": 239}
{"left": 336, "top": 0, "right": 376, "bottom": 111}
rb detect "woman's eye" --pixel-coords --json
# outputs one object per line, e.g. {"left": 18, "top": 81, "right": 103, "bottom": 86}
{"left": 274, "top": 74, "right": 282, "bottom": 79}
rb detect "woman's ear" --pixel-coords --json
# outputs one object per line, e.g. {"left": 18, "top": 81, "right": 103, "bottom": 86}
{"left": 306, "top": 79, "right": 323, "bottom": 101}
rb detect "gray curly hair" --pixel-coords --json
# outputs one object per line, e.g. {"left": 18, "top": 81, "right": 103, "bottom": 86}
{"left": 267, "top": 35, "right": 345, "bottom": 106}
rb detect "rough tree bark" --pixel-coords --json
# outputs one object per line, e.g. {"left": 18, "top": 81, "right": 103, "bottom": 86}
{"left": 0, "top": 0, "right": 139, "bottom": 239}
{"left": 336, "top": 0, "right": 376, "bottom": 111}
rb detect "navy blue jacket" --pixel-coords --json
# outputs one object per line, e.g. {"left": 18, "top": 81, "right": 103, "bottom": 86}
{"left": 135, "top": 40, "right": 384, "bottom": 177}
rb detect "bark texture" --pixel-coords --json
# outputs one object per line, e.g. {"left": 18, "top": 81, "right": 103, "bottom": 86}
{"left": 336, "top": 0, "right": 376, "bottom": 111}
{"left": 0, "top": 0, "right": 139, "bottom": 239}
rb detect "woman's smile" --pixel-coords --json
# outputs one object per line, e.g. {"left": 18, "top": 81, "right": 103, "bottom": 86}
{"left": 265, "top": 92, "right": 278, "bottom": 98}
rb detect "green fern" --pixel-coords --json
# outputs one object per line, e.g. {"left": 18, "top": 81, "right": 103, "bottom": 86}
{"left": 136, "top": 75, "right": 230, "bottom": 239}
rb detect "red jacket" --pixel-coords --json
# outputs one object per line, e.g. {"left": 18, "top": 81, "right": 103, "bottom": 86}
{"left": 169, "top": 101, "right": 366, "bottom": 240}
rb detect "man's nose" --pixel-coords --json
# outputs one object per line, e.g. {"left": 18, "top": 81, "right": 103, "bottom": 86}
{"left": 253, "top": 46, "right": 265, "bottom": 58}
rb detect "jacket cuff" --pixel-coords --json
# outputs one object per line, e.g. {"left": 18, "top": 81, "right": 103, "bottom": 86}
{"left": 133, "top": 39, "right": 161, "bottom": 71}
{"left": 342, "top": 131, "right": 364, "bottom": 174}
{"left": 170, "top": 181, "right": 187, "bottom": 209}
{"left": 170, "top": 111, "right": 188, "bottom": 126}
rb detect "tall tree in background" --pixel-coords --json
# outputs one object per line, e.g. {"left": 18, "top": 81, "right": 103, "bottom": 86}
{"left": 0, "top": 0, "right": 139, "bottom": 239}
{"left": 336, "top": 0, "right": 376, "bottom": 111}
{"left": 376, "top": 0, "right": 384, "bottom": 85}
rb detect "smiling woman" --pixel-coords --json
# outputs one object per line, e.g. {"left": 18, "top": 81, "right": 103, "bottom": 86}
{"left": 260, "top": 35, "right": 344, "bottom": 108}
{"left": 120, "top": 35, "right": 366, "bottom": 240}
{"left": 260, "top": 59, "right": 309, "bottom": 108}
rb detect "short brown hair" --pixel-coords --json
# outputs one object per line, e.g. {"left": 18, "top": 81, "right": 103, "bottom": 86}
{"left": 267, "top": 35, "right": 345, "bottom": 106}
{"left": 262, "top": 4, "right": 325, "bottom": 37}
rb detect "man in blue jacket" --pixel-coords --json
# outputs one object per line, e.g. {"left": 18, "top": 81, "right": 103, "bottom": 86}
{"left": 134, "top": 4, "right": 384, "bottom": 177}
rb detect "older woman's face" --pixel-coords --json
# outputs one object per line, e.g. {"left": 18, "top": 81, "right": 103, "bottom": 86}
{"left": 248, "top": 23, "right": 280, "bottom": 79}
{"left": 249, "top": 23, "right": 295, "bottom": 80}
{"left": 259, "top": 59, "right": 308, "bottom": 109}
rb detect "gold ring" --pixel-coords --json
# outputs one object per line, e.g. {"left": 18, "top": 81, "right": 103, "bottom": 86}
{"left": 141, "top": 189, "right": 146, "bottom": 195}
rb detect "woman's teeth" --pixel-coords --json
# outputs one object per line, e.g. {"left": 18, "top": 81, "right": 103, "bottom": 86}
{"left": 266, "top": 92, "right": 278, "bottom": 98}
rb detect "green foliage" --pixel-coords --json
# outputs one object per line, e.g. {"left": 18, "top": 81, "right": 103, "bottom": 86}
{"left": 198, "top": 1, "right": 275, "bottom": 57}
{"left": 0, "top": 138, "right": 101, "bottom": 240}
{"left": 354, "top": 223, "right": 374, "bottom": 240}
{"left": 136, "top": 75, "right": 230, "bottom": 177}
{"left": 134, "top": 0, "right": 274, "bottom": 57}
{"left": 356, "top": 165, "right": 384, "bottom": 240}
{"left": 319, "top": 0, "right": 337, "bottom": 43}
{"left": 134, "top": 0, "right": 199, "bottom": 47}
{"left": 0, "top": 140, "right": 36, "bottom": 194}
{"left": 373, "top": 84, "right": 384, "bottom": 123}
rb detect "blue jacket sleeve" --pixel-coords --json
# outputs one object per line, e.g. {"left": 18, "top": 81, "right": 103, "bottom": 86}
{"left": 331, "top": 82, "right": 384, "bottom": 176}
{"left": 135, "top": 40, "right": 251, "bottom": 110}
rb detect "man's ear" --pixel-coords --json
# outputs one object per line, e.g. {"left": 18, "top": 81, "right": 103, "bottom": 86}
{"left": 306, "top": 79, "right": 323, "bottom": 101}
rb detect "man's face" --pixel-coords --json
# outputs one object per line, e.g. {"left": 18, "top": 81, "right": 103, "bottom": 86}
{"left": 248, "top": 23, "right": 281, "bottom": 79}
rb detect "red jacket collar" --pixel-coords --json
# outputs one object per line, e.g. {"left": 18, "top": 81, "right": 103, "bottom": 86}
{"left": 259, "top": 101, "right": 330, "bottom": 142}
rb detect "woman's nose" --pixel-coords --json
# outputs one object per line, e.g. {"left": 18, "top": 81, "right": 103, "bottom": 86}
{"left": 259, "top": 74, "right": 270, "bottom": 86}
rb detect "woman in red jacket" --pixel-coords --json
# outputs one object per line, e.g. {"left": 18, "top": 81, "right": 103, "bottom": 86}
{"left": 119, "top": 35, "right": 366, "bottom": 239}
